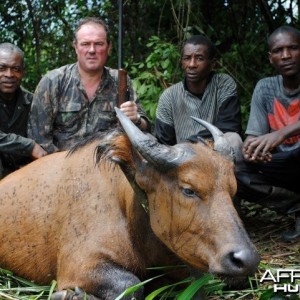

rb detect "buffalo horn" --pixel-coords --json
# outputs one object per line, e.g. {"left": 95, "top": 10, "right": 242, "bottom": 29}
{"left": 115, "top": 107, "right": 192, "bottom": 170}
{"left": 191, "top": 116, "right": 234, "bottom": 159}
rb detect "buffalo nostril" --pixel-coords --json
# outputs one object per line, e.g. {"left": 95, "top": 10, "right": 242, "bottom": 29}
{"left": 230, "top": 250, "right": 246, "bottom": 269}
{"left": 223, "top": 249, "right": 260, "bottom": 276}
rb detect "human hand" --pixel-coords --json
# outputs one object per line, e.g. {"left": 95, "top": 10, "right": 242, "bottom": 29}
{"left": 31, "top": 143, "right": 48, "bottom": 159}
{"left": 120, "top": 101, "right": 139, "bottom": 123}
{"left": 243, "top": 149, "right": 272, "bottom": 163}
{"left": 243, "top": 132, "right": 283, "bottom": 162}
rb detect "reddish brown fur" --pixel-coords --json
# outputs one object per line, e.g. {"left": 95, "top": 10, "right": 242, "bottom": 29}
{"left": 0, "top": 130, "right": 259, "bottom": 298}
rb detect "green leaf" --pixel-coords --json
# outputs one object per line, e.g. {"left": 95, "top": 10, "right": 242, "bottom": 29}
{"left": 47, "top": 280, "right": 57, "bottom": 300}
{"left": 115, "top": 274, "right": 165, "bottom": 300}
{"left": 177, "top": 274, "right": 213, "bottom": 300}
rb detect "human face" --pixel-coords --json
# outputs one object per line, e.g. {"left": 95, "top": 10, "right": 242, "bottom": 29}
{"left": 181, "top": 44, "right": 215, "bottom": 83}
{"left": 0, "top": 50, "right": 24, "bottom": 98}
{"left": 269, "top": 32, "right": 300, "bottom": 78}
{"left": 74, "top": 23, "right": 112, "bottom": 74}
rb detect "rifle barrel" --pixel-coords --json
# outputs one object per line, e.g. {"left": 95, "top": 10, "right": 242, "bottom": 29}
{"left": 118, "top": 0, "right": 123, "bottom": 69}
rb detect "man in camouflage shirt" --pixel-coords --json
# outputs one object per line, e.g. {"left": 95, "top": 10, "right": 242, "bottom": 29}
{"left": 0, "top": 43, "right": 46, "bottom": 178}
{"left": 28, "top": 17, "right": 151, "bottom": 154}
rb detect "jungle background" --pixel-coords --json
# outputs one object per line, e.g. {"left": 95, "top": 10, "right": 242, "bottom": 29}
{"left": 2, "top": 0, "right": 300, "bottom": 126}
{"left": 0, "top": 0, "right": 299, "bottom": 299}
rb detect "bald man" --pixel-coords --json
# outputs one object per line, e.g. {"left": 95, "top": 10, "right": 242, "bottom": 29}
{"left": 0, "top": 42, "right": 46, "bottom": 178}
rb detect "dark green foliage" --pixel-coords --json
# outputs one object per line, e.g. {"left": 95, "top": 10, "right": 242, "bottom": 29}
{"left": 129, "top": 36, "right": 181, "bottom": 120}
{"left": 0, "top": 0, "right": 299, "bottom": 125}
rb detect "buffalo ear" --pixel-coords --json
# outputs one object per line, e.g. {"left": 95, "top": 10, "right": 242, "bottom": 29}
{"left": 112, "top": 151, "right": 149, "bottom": 211}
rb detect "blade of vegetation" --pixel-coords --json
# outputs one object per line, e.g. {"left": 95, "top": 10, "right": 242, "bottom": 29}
{"left": 145, "top": 278, "right": 192, "bottom": 300}
{"left": 177, "top": 274, "right": 213, "bottom": 300}
{"left": 115, "top": 273, "right": 166, "bottom": 300}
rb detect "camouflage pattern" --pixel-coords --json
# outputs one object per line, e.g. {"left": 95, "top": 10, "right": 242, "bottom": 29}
{"left": 28, "top": 64, "right": 150, "bottom": 153}
{"left": 0, "top": 87, "right": 35, "bottom": 176}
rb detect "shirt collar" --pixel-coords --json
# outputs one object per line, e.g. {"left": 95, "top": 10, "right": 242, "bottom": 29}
{"left": 183, "top": 72, "right": 214, "bottom": 98}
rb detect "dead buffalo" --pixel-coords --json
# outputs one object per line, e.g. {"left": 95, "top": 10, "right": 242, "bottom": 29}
{"left": 0, "top": 108, "right": 259, "bottom": 299}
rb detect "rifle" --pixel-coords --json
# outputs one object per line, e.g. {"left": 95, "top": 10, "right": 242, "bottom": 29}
{"left": 117, "top": 0, "right": 128, "bottom": 107}
{"left": 117, "top": 68, "right": 128, "bottom": 107}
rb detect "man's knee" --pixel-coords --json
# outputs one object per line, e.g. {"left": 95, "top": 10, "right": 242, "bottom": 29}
{"left": 236, "top": 172, "right": 272, "bottom": 202}
{"left": 236, "top": 171, "right": 300, "bottom": 213}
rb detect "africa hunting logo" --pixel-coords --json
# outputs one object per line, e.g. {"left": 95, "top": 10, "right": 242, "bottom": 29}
{"left": 260, "top": 269, "right": 300, "bottom": 294}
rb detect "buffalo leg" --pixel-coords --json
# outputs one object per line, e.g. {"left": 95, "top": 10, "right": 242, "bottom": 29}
{"left": 53, "top": 263, "right": 144, "bottom": 300}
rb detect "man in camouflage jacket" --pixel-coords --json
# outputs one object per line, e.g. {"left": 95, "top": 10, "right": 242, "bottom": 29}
{"left": 28, "top": 17, "right": 151, "bottom": 154}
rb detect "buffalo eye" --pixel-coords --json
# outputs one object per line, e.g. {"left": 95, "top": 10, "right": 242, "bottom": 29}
{"left": 182, "top": 187, "right": 196, "bottom": 197}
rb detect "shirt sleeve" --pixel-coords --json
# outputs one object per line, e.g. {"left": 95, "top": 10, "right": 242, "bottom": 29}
{"left": 28, "top": 75, "right": 59, "bottom": 154}
{"left": 0, "top": 130, "right": 34, "bottom": 156}
{"left": 245, "top": 80, "right": 270, "bottom": 136}
{"left": 154, "top": 118, "right": 177, "bottom": 145}
{"left": 154, "top": 89, "right": 177, "bottom": 145}
{"left": 214, "top": 95, "right": 242, "bottom": 135}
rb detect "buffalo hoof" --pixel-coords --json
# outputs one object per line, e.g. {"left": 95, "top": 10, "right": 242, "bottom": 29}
{"left": 51, "top": 287, "right": 99, "bottom": 300}
{"left": 51, "top": 290, "right": 68, "bottom": 300}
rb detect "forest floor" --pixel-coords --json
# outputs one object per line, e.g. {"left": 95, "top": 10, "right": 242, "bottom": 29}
{"left": 242, "top": 201, "right": 299, "bottom": 273}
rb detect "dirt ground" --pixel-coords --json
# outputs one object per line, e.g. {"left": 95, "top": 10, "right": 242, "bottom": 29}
{"left": 241, "top": 201, "right": 299, "bottom": 269}
{"left": 236, "top": 201, "right": 300, "bottom": 299}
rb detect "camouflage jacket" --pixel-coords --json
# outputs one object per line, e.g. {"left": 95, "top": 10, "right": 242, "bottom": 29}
{"left": 0, "top": 87, "right": 34, "bottom": 171}
{"left": 28, "top": 64, "right": 150, "bottom": 153}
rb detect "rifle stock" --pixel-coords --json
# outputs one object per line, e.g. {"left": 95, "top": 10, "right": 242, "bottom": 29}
{"left": 117, "top": 68, "right": 128, "bottom": 107}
